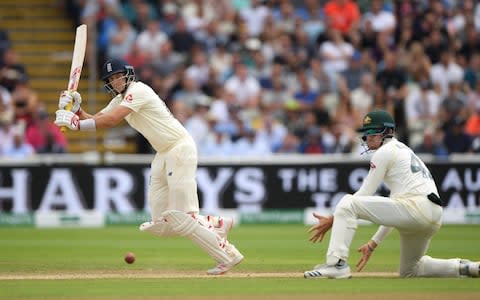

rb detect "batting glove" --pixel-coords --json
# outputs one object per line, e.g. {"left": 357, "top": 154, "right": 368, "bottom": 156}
{"left": 58, "top": 90, "right": 82, "bottom": 114}
{"left": 55, "top": 109, "right": 80, "bottom": 130}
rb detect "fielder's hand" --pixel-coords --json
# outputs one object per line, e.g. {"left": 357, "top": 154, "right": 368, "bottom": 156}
{"left": 356, "top": 241, "right": 376, "bottom": 272}
{"left": 307, "top": 212, "right": 333, "bottom": 243}
{"left": 55, "top": 109, "right": 80, "bottom": 130}
{"left": 58, "top": 90, "right": 82, "bottom": 113}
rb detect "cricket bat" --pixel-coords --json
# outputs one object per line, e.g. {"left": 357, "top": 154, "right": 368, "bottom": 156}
{"left": 61, "top": 24, "right": 87, "bottom": 132}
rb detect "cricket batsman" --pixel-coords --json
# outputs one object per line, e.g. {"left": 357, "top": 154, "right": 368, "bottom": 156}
{"left": 54, "top": 58, "right": 243, "bottom": 275}
{"left": 304, "top": 109, "right": 479, "bottom": 279}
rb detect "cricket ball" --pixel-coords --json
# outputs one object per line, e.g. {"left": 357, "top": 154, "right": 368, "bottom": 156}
{"left": 124, "top": 252, "right": 135, "bottom": 264}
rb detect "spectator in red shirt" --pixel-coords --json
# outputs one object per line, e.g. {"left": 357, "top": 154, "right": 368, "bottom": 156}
{"left": 25, "top": 108, "right": 66, "bottom": 153}
{"left": 324, "top": 0, "right": 361, "bottom": 36}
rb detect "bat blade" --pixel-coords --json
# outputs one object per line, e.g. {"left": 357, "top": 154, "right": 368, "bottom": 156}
{"left": 61, "top": 24, "right": 87, "bottom": 132}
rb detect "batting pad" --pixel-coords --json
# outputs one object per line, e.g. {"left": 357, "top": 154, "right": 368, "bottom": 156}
{"left": 163, "top": 210, "right": 231, "bottom": 264}
{"left": 139, "top": 220, "right": 176, "bottom": 237}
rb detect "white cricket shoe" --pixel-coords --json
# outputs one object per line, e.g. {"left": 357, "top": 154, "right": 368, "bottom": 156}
{"left": 139, "top": 221, "right": 153, "bottom": 231}
{"left": 207, "top": 243, "right": 244, "bottom": 275}
{"left": 460, "top": 259, "right": 480, "bottom": 277}
{"left": 207, "top": 216, "right": 234, "bottom": 239}
{"left": 304, "top": 262, "right": 352, "bottom": 279}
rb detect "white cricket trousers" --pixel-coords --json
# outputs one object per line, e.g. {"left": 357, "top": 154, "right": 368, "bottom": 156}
{"left": 148, "top": 136, "right": 200, "bottom": 221}
{"left": 327, "top": 194, "right": 450, "bottom": 277}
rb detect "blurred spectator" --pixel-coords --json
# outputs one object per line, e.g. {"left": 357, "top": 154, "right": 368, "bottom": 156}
{"left": 209, "top": 41, "right": 233, "bottom": 82}
{"left": 184, "top": 96, "right": 211, "bottom": 147}
{"left": 463, "top": 52, "right": 480, "bottom": 92}
{"left": 424, "top": 30, "right": 448, "bottom": 65}
{"left": 106, "top": 15, "right": 138, "bottom": 59}
{"left": 322, "top": 123, "right": 355, "bottom": 154}
{"left": 181, "top": 0, "right": 217, "bottom": 32}
{"left": 231, "top": 126, "right": 271, "bottom": 156}
{"left": 170, "top": 18, "right": 196, "bottom": 54}
{"left": 0, "top": 85, "right": 13, "bottom": 124}
{"left": 465, "top": 103, "right": 480, "bottom": 137}
{"left": 319, "top": 28, "right": 355, "bottom": 75}
{"left": 152, "top": 40, "right": 185, "bottom": 77}
{"left": 0, "top": 119, "right": 14, "bottom": 154}
{"left": 405, "top": 80, "right": 441, "bottom": 148}
{"left": 135, "top": 19, "right": 167, "bottom": 60}
{"left": 362, "top": 0, "right": 396, "bottom": 34}
{"left": 439, "top": 82, "right": 467, "bottom": 128}
{"left": 1, "top": 126, "right": 35, "bottom": 159}
{"left": 159, "top": 1, "right": 179, "bottom": 36}
{"left": 443, "top": 117, "right": 472, "bottom": 154}
{"left": 375, "top": 50, "right": 408, "bottom": 142}
{"left": 172, "top": 73, "right": 207, "bottom": 115}
{"left": 240, "top": 0, "right": 270, "bottom": 37}
{"left": 297, "top": 0, "right": 325, "bottom": 43}
{"left": 199, "top": 129, "right": 233, "bottom": 157}
{"left": 430, "top": 48, "right": 463, "bottom": 98}
{"left": 404, "top": 42, "right": 431, "bottom": 83}
{"left": 299, "top": 126, "right": 324, "bottom": 154}
{"left": 185, "top": 50, "right": 210, "bottom": 88}
{"left": 11, "top": 85, "right": 37, "bottom": 127}
{"left": 121, "top": 0, "right": 157, "bottom": 32}
{"left": 323, "top": 0, "right": 360, "bottom": 37}
{"left": 338, "top": 51, "right": 370, "bottom": 94}
{"left": 0, "top": 48, "right": 28, "bottom": 93}
{"left": 414, "top": 127, "right": 449, "bottom": 158}
{"left": 350, "top": 73, "right": 375, "bottom": 117}
{"left": 25, "top": 108, "right": 66, "bottom": 154}
{"left": 123, "top": 42, "right": 149, "bottom": 69}
{"left": 293, "top": 68, "right": 319, "bottom": 110}
{"left": 458, "top": 26, "right": 480, "bottom": 67}
{"left": 276, "top": 132, "right": 300, "bottom": 153}
{"left": 255, "top": 113, "right": 288, "bottom": 152}
{"left": 195, "top": 20, "right": 229, "bottom": 54}
{"left": 224, "top": 62, "right": 261, "bottom": 110}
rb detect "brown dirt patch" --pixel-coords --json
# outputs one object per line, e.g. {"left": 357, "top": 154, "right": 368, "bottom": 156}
{"left": 0, "top": 271, "right": 397, "bottom": 280}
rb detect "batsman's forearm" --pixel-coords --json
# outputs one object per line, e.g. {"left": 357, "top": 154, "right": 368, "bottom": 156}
{"left": 77, "top": 109, "right": 95, "bottom": 120}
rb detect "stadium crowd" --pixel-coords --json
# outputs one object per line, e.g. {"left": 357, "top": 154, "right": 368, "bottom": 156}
{"left": 2, "top": 0, "right": 480, "bottom": 158}
{"left": 0, "top": 28, "right": 67, "bottom": 158}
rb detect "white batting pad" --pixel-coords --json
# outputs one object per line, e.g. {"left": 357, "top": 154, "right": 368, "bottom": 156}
{"left": 139, "top": 220, "right": 176, "bottom": 237}
{"left": 162, "top": 210, "right": 231, "bottom": 264}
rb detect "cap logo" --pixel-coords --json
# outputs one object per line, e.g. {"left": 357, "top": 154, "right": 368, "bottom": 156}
{"left": 106, "top": 63, "right": 112, "bottom": 72}
{"left": 364, "top": 116, "right": 372, "bottom": 125}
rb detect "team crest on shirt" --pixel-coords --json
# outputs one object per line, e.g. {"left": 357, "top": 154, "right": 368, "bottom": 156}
{"left": 125, "top": 94, "right": 133, "bottom": 103}
{"left": 370, "top": 162, "right": 376, "bottom": 169}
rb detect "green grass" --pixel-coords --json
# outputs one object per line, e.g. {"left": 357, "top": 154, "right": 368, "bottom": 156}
{"left": 0, "top": 224, "right": 479, "bottom": 299}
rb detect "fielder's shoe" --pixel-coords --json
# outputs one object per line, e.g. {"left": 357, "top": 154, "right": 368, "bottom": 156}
{"left": 304, "top": 261, "right": 352, "bottom": 279}
{"left": 207, "top": 216, "right": 234, "bottom": 239}
{"left": 207, "top": 243, "right": 244, "bottom": 275}
{"left": 460, "top": 259, "right": 480, "bottom": 277}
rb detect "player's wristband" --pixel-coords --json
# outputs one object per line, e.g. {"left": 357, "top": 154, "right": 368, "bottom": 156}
{"left": 79, "top": 118, "right": 96, "bottom": 131}
{"left": 367, "top": 243, "right": 375, "bottom": 252}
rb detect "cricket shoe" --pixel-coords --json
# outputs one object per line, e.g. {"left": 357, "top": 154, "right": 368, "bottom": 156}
{"left": 304, "top": 261, "right": 352, "bottom": 279}
{"left": 207, "top": 243, "right": 244, "bottom": 275}
{"left": 460, "top": 259, "right": 480, "bottom": 277}
{"left": 207, "top": 215, "right": 234, "bottom": 239}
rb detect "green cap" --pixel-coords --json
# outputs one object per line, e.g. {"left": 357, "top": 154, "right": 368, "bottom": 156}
{"left": 357, "top": 110, "right": 395, "bottom": 134}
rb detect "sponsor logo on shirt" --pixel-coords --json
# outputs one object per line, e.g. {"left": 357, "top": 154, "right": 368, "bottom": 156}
{"left": 125, "top": 94, "right": 133, "bottom": 103}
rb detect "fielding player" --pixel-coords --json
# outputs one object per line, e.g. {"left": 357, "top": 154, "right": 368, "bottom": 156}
{"left": 55, "top": 58, "right": 243, "bottom": 275}
{"left": 304, "top": 110, "right": 479, "bottom": 279}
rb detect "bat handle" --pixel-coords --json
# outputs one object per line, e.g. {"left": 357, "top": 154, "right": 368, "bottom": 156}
{"left": 60, "top": 102, "right": 74, "bottom": 133}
